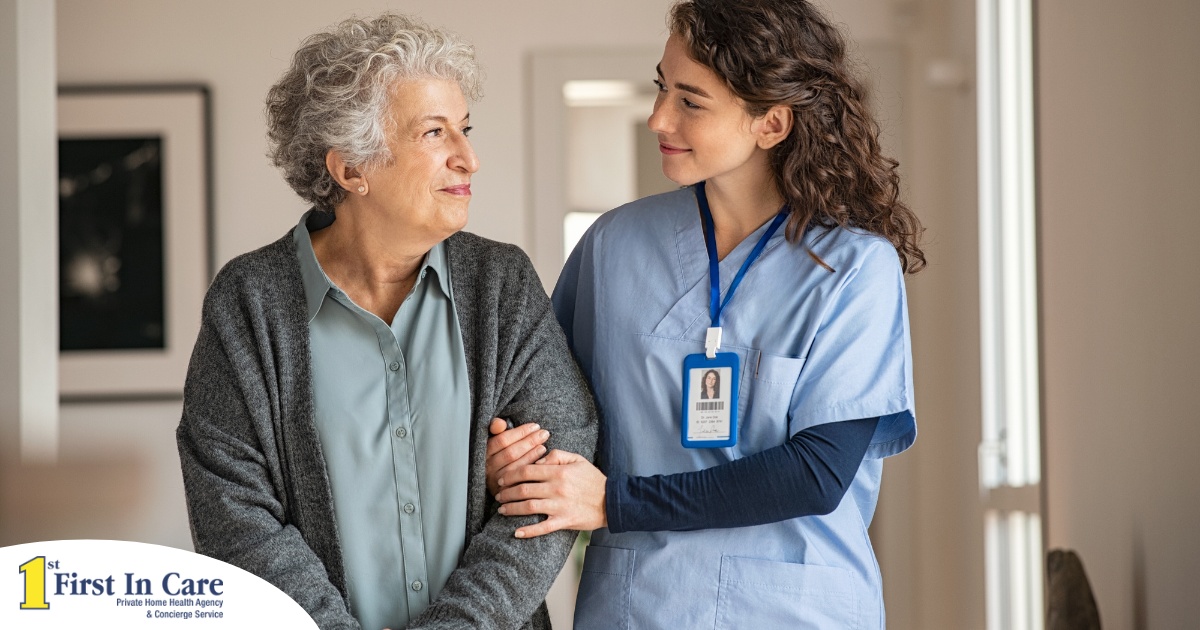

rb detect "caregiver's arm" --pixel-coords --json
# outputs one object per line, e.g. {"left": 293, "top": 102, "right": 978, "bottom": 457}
{"left": 492, "top": 416, "right": 877, "bottom": 537}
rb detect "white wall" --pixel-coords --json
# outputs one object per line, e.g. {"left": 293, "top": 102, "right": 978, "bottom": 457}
{"left": 0, "top": 0, "right": 58, "bottom": 470}
{"left": 2, "top": 401, "right": 191, "bottom": 548}
{"left": 871, "top": 1, "right": 986, "bottom": 627}
{"left": 1039, "top": 0, "right": 1200, "bottom": 627}
{"left": 567, "top": 104, "right": 644, "bottom": 213}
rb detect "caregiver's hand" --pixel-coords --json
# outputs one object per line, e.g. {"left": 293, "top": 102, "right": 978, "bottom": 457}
{"left": 495, "top": 450, "right": 608, "bottom": 538}
{"left": 485, "top": 418, "right": 549, "bottom": 497}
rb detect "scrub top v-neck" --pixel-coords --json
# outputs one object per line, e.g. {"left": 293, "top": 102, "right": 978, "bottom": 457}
{"left": 553, "top": 186, "right": 916, "bottom": 630}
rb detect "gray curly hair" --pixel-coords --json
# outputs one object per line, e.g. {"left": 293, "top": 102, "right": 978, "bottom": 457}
{"left": 266, "top": 13, "right": 483, "bottom": 211}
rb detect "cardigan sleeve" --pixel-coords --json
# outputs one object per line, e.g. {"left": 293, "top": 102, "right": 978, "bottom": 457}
{"left": 177, "top": 283, "right": 360, "bottom": 630}
{"left": 406, "top": 241, "right": 599, "bottom": 630}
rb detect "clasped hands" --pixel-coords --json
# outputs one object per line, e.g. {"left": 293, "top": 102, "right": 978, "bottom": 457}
{"left": 484, "top": 418, "right": 607, "bottom": 539}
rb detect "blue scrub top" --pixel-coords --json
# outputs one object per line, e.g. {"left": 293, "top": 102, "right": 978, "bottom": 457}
{"left": 554, "top": 187, "right": 916, "bottom": 630}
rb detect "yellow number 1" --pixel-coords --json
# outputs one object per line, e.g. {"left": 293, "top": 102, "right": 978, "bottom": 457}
{"left": 19, "top": 556, "right": 50, "bottom": 610}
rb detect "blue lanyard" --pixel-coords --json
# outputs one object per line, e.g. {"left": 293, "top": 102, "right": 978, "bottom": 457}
{"left": 695, "top": 181, "right": 788, "bottom": 329}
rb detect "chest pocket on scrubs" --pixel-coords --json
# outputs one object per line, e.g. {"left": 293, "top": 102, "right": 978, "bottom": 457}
{"left": 735, "top": 351, "right": 805, "bottom": 457}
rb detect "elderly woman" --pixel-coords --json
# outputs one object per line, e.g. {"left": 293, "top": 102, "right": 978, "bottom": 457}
{"left": 176, "top": 14, "right": 596, "bottom": 630}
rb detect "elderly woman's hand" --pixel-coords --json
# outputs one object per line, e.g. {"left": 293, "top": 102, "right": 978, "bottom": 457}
{"left": 494, "top": 450, "right": 608, "bottom": 538}
{"left": 485, "top": 418, "right": 550, "bottom": 497}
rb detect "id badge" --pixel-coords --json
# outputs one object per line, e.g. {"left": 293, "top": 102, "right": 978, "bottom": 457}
{"left": 681, "top": 352, "right": 739, "bottom": 448}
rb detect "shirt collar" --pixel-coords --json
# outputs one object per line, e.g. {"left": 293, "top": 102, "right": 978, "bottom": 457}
{"left": 293, "top": 210, "right": 335, "bottom": 322}
{"left": 292, "top": 210, "right": 454, "bottom": 323}
{"left": 421, "top": 237, "right": 453, "bottom": 300}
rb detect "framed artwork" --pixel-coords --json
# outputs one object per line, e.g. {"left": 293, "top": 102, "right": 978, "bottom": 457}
{"left": 57, "top": 85, "right": 212, "bottom": 401}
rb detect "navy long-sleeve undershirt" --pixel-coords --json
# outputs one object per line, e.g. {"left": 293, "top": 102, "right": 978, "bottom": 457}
{"left": 605, "top": 417, "right": 879, "bottom": 533}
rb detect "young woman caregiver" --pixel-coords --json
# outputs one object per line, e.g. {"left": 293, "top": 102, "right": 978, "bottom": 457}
{"left": 487, "top": 0, "right": 924, "bottom": 627}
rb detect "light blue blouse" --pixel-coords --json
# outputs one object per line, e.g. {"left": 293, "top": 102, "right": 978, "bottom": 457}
{"left": 556, "top": 188, "right": 916, "bottom": 630}
{"left": 293, "top": 211, "right": 471, "bottom": 630}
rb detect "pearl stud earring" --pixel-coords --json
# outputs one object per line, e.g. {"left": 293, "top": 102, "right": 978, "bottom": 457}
{"left": 357, "top": 185, "right": 366, "bottom": 194}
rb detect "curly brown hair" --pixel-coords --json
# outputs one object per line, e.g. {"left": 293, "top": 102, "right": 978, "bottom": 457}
{"left": 669, "top": 0, "right": 926, "bottom": 273}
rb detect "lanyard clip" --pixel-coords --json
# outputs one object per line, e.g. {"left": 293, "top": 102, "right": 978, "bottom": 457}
{"left": 705, "top": 327, "right": 722, "bottom": 359}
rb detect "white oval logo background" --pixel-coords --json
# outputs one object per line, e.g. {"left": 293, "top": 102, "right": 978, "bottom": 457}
{"left": 0, "top": 539, "right": 318, "bottom": 629}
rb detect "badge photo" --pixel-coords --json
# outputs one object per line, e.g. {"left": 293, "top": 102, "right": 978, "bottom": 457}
{"left": 681, "top": 352, "right": 739, "bottom": 448}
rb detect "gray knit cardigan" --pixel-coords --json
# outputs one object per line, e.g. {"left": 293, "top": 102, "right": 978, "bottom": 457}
{"left": 177, "top": 228, "right": 599, "bottom": 630}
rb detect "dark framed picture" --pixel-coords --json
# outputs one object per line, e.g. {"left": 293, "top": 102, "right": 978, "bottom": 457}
{"left": 57, "top": 85, "right": 212, "bottom": 401}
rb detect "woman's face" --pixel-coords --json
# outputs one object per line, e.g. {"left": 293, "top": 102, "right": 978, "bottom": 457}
{"left": 705, "top": 372, "right": 717, "bottom": 389}
{"left": 647, "top": 34, "right": 763, "bottom": 187}
{"left": 363, "top": 78, "right": 479, "bottom": 245}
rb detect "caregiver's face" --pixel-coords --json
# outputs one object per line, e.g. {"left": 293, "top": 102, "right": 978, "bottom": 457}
{"left": 647, "top": 34, "right": 761, "bottom": 187}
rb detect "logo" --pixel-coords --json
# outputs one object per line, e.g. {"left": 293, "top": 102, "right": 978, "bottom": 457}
{"left": 2, "top": 540, "right": 317, "bottom": 628}
{"left": 18, "top": 556, "right": 50, "bottom": 610}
